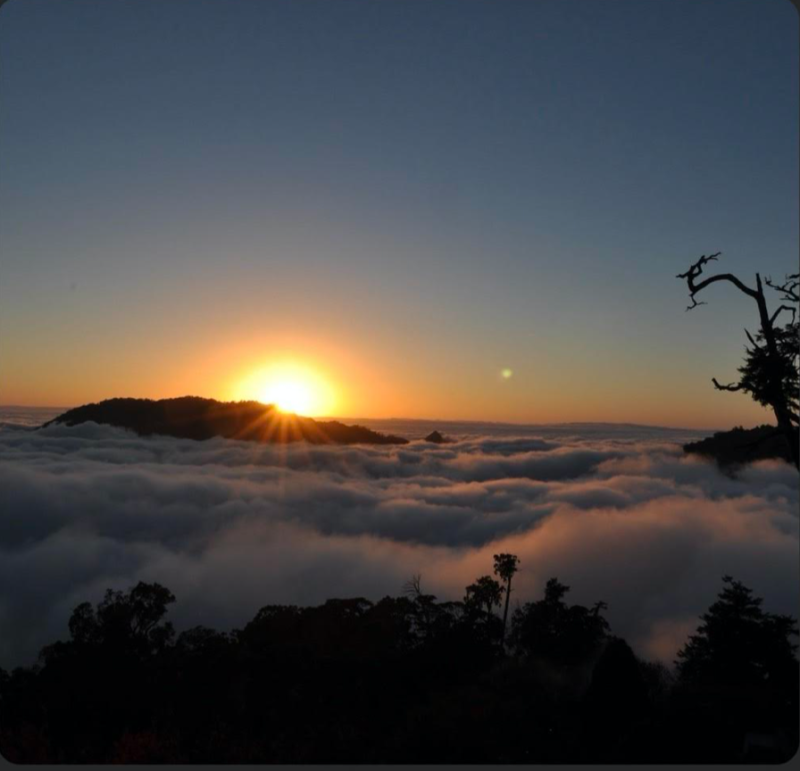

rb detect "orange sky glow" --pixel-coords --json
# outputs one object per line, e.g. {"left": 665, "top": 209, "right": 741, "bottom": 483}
{"left": 1, "top": 326, "right": 776, "bottom": 430}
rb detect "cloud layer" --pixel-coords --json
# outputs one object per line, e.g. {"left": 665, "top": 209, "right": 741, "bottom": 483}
{"left": 1, "top": 420, "right": 796, "bottom": 669}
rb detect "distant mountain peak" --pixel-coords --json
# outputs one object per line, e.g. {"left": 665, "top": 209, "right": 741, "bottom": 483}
{"left": 424, "top": 430, "right": 453, "bottom": 444}
{"left": 44, "top": 397, "right": 409, "bottom": 445}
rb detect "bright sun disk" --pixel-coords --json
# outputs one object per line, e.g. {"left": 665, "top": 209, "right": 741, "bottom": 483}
{"left": 262, "top": 378, "right": 313, "bottom": 414}
{"left": 235, "top": 362, "right": 335, "bottom": 416}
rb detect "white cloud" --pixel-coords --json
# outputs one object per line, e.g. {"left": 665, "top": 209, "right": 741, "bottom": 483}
{"left": 0, "top": 421, "right": 796, "bottom": 669}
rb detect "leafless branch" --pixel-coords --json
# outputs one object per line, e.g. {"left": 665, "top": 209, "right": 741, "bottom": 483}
{"left": 744, "top": 328, "right": 762, "bottom": 350}
{"left": 765, "top": 273, "right": 800, "bottom": 303}
{"left": 770, "top": 304, "right": 797, "bottom": 326}
{"left": 692, "top": 272, "right": 759, "bottom": 300}
{"left": 676, "top": 252, "right": 761, "bottom": 314}
{"left": 676, "top": 252, "right": 721, "bottom": 281}
{"left": 403, "top": 574, "right": 423, "bottom": 600}
{"left": 677, "top": 254, "right": 720, "bottom": 309}
{"left": 712, "top": 378, "right": 744, "bottom": 392}
{"left": 686, "top": 297, "right": 707, "bottom": 311}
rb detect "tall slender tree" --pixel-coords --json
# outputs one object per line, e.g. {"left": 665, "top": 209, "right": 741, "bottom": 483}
{"left": 493, "top": 553, "right": 520, "bottom": 644}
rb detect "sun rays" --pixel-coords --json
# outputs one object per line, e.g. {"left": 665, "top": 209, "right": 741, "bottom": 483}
{"left": 234, "top": 361, "right": 336, "bottom": 417}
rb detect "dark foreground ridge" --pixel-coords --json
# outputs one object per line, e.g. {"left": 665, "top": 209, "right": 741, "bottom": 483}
{"left": 43, "top": 396, "right": 409, "bottom": 445}
{"left": 0, "top": 564, "right": 796, "bottom": 763}
{"left": 683, "top": 424, "right": 797, "bottom": 469}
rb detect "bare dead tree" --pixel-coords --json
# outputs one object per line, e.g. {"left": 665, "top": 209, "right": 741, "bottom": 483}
{"left": 677, "top": 253, "right": 799, "bottom": 469}
{"left": 402, "top": 574, "right": 424, "bottom": 600}
{"left": 402, "top": 574, "right": 439, "bottom": 639}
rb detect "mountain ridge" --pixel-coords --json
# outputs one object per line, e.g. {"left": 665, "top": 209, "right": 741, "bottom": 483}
{"left": 43, "top": 396, "right": 409, "bottom": 445}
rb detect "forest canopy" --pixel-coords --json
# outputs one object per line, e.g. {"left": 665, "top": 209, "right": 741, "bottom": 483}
{"left": 1, "top": 560, "right": 796, "bottom": 764}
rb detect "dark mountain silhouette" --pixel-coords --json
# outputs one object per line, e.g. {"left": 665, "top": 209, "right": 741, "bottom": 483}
{"left": 424, "top": 430, "right": 453, "bottom": 444}
{"left": 683, "top": 424, "right": 796, "bottom": 469}
{"left": 42, "top": 397, "right": 409, "bottom": 445}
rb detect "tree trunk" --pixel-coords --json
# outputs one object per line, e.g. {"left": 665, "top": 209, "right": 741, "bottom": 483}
{"left": 501, "top": 575, "right": 512, "bottom": 645}
{"left": 754, "top": 275, "right": 799, "bottom": 470}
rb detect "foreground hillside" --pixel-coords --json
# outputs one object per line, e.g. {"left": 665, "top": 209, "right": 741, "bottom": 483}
{"left": 1, "top": 568, "right": 795, "bottom": 763}
{"left": 683, "top": 425, "right": 797, "bottom": 469}
{"left": 43, "top": 397, "right": 408, "bottom": 445}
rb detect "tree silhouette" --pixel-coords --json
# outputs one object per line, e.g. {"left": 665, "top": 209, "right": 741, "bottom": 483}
{"left": 677, "top": 254, "right": 799, "bottom": 469}
{"left": 3, "top": 574, "right": 797, "bottom": 763}
{"left": 42, "top": 581, "right": 176, "bottom": 662}
{"left": 676, "top": 575, "right": 798, "bottom": 688}
{"left": 510, "top": 578, "right": 609, "bottom": 666}
{"left": 674, "top": 576, "right": 799, "bottom": 762}
{"left": 582, "top": 637, "right": 649, "bottom": 760}
{"left": 493, "top": 553, "right": 520, "bottom": 644}
{"left": 463, "top": 576, "right": 504, "bottom": 650}
{"left": 464, "top": 575, "right": 503, "bottom": 619}
{"left": 400, "top": 575, "right": 466, "bottom": 648}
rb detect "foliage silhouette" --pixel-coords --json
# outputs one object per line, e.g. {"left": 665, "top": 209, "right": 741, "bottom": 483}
{"left": 581, "top": 637, "right": 650, "bottom": 760}
{"left": 463, "top": 575, "right": 504, "bottom": 648}
{"left": 0, "top": 568, "right": 796, "bottom": 763}
{"left": 671, "top": 576, "right": 799, "bottom": 762}
{"left": 684, "top": 424, "right": 796, "bottom": 469}
{"left": 677, "top": 575, "right": 798, "bottom": 688}
{"left": 509, "top": 578, "right": 610, "bottom": 667}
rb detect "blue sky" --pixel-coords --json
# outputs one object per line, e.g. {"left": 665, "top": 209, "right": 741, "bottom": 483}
{"left": 0, "top": 0, "right": 796, "bottom": 426}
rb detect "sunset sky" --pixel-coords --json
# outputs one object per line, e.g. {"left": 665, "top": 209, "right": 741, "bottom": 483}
{"left": 0, "top": 0, "right": 796, "bottom": 427}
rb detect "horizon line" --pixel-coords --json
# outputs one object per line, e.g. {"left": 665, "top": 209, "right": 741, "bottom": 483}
{"left": 0, "top": 402, "right": 725, "bottom": 434}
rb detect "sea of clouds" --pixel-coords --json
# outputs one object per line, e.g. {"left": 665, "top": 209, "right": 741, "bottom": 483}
{"left": 0, "top": 413, "right": 797, "bottom": 670}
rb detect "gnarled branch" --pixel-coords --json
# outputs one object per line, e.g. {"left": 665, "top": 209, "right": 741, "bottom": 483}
{"left": 765, "top": 273, "right": 799, "bottom": 303}
{"left": 691, "top": 272, "right": 759, "bottom": 300}
{"left": 770, "top": 304, "right": 797, "bottom": 325}
{"left": 676, "top": 252, "right": 760, "bottom": 311}
{"left": 676, "top": 252, "right": 721, "bottom": 282}
{"left": 712, "top": 378, "right": 744, "bottom": 392}
{"left": 686, "top": 297, "right": 707, "bottom": 311}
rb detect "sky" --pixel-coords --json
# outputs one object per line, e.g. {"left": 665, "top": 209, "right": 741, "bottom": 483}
{"left": 0, "top": 0, "right": 797, "bottom": 427}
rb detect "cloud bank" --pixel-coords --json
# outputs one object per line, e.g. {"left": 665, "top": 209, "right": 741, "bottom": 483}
{"left": 0, "top": 421, "right": 796, "bottom": 669}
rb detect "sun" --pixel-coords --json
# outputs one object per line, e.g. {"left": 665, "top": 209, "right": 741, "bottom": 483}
{"left": 235, "top": 361, "right": 335, "bottom": 416}
{"left": 261, "top": 377, "right": 313, "bottom": 415}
